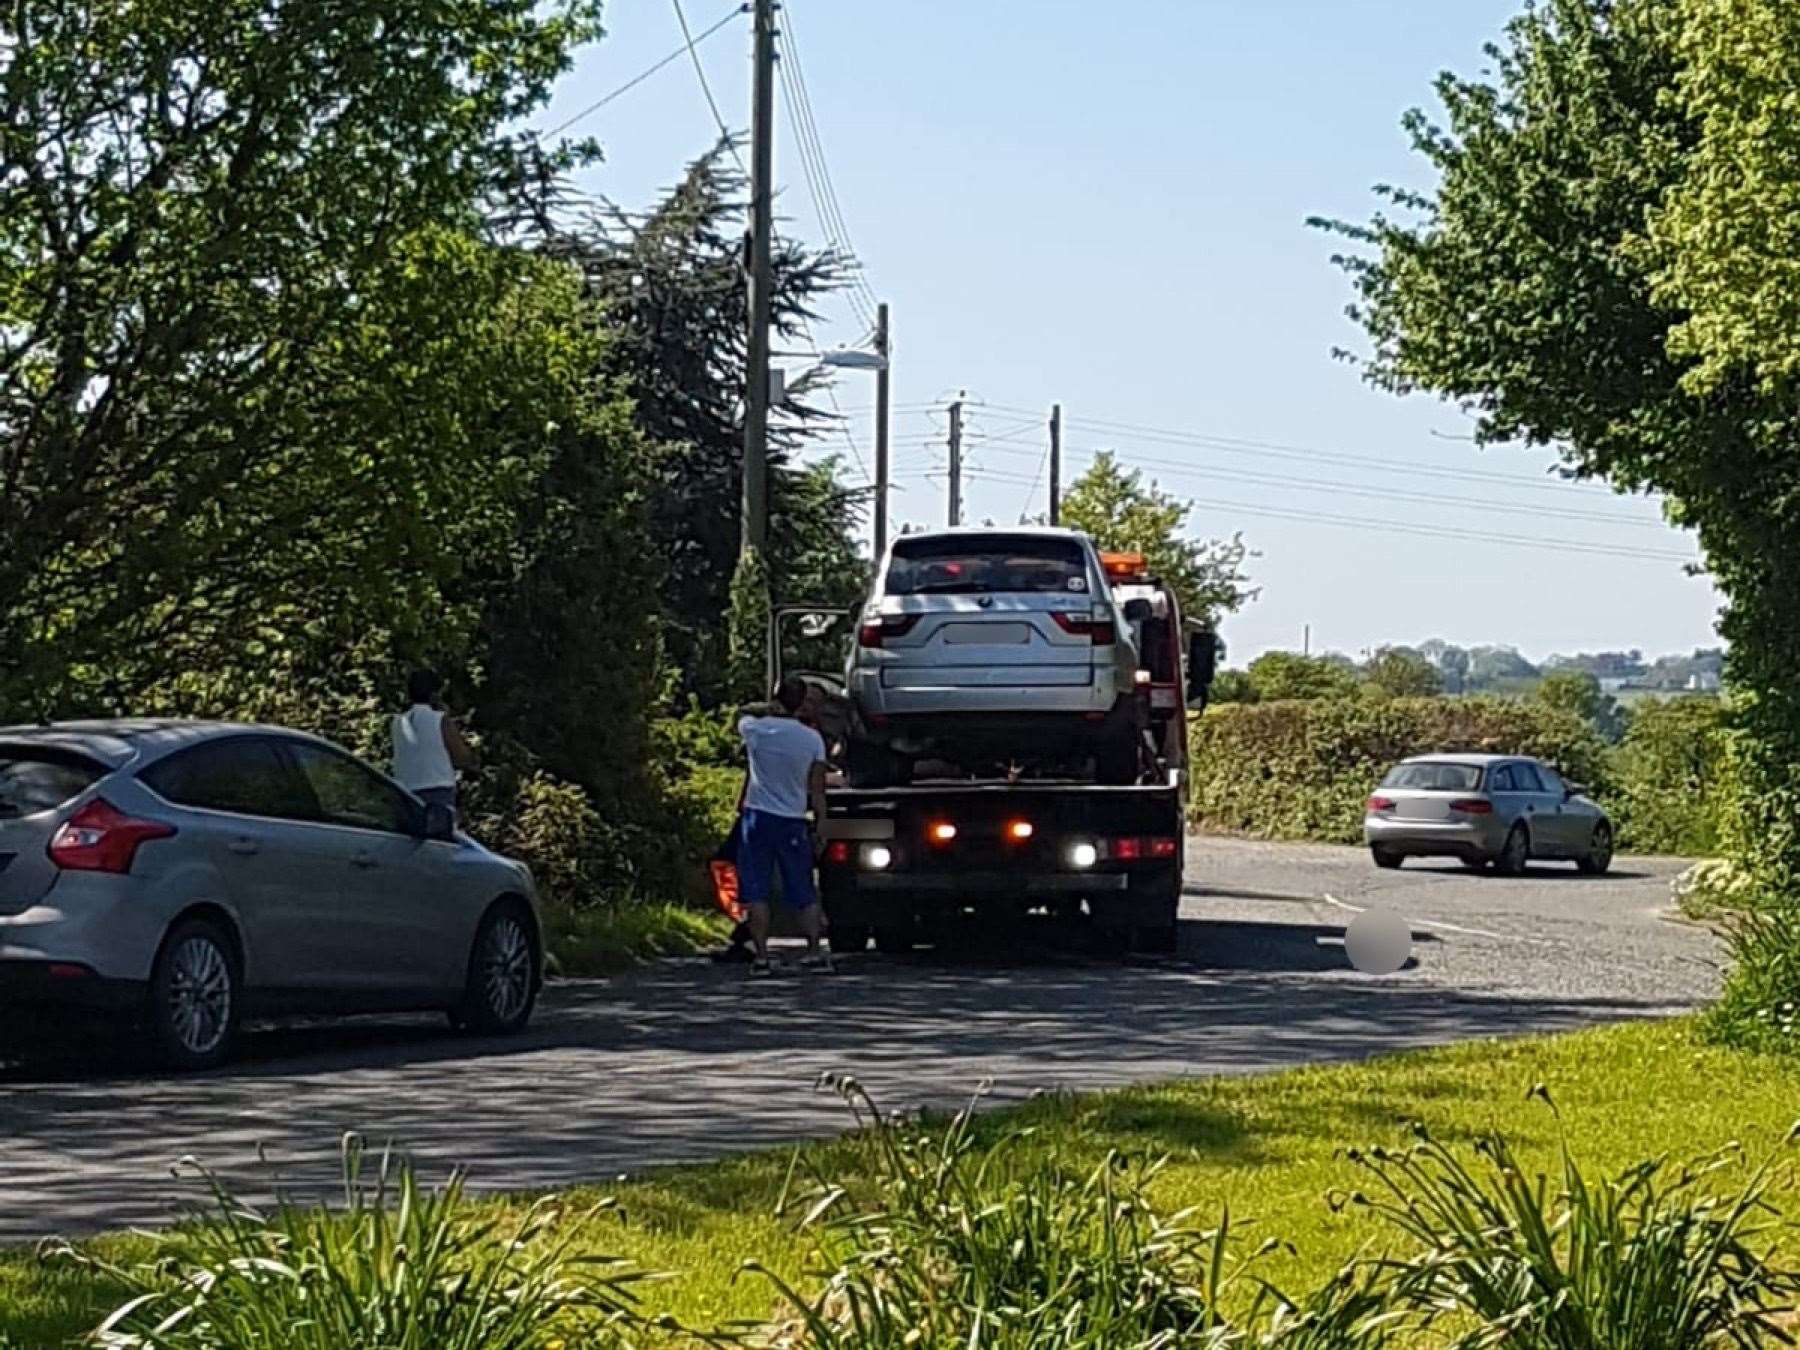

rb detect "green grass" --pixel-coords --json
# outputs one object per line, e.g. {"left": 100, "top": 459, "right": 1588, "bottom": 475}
{"left": 7, "top": 1018, "right": 1799, "bottom": 1344}
{"left": 542, "top": 899, "right": 729, "bottom": 978}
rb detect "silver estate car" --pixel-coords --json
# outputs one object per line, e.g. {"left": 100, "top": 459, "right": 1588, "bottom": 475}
{"left": 0, "top": 720, "right": 543, "bottom": 1069}
{"left": 1363, "top": 753, "right": 1613, "bottom": 876}
{"left": 844, "top": 528, "right": 1145, "bottom": 786}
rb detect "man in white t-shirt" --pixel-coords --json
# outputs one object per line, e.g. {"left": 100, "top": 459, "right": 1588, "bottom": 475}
{"left": 738, "top": 676, "right": 830, "bottom": 977}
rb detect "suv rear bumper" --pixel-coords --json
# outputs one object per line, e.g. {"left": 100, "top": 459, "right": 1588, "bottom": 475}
{"left": 0, "top": 960, "right": 144, "bottom": 1013}
{"left": 854, "top": 700, "right": 1141, "bottom": 753}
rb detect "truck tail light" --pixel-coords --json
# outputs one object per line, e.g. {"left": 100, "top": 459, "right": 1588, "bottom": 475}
{"left": 927, "top": 821, "right": 957, "bottom": 845}
{"left": 1367, "top": 795, "right": 1396, "bottom": 813}
{"left": 1051, "top": 611, "right": 1117, "bottom": 646}
{"left": 857, "top": 614, "right": 920, "bottom": 648}
{"left": 1449, "top": 799, "right": 1493, "bottom": 815}
{"left": 48, "top": 798, "right": 176, "bottom": 874}
{"left": 1107, "top": 836, "right": 1179, "bottom": 863}
{"left": 1005, "top": 819, "right": 1034, "bottom": 842}
{"left": 825, "top": 840, "right": 852, "bottom": 865}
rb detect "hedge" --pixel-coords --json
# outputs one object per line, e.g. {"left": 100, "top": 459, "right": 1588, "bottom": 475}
{"left": 1186, "top": 696, "right": 1610, "bottom": 846}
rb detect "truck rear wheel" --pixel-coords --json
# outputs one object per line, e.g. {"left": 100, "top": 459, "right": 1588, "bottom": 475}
{"left": 829, "top": 923, "right": 870, "bottom": 955}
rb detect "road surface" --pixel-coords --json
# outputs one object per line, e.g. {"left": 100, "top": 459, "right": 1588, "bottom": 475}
{"left": 0, "top": 838, "right": 1718, "bottom": 1242}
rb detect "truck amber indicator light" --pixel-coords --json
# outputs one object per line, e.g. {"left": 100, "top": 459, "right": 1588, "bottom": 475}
{"left": 927, "top": 822, "right": 957, "bottom": 844}
{"left": 1006, "top": 820, "right": 1034, "bottom": 841}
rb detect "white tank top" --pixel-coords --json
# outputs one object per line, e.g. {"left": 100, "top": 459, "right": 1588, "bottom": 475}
{"left": 392, "top": 705, "right": 455, "bottom": 790}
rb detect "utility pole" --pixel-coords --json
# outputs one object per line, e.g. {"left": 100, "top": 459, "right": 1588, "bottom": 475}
{"left": 740, "top": 0, "right": 777, "bottom": 566}
{"left": 1048, "top": 403, "right": 1062, "bottom": 526}
{"left": 947, "top": 397, "right": 963, "bottom": 527}
{"left": 873, "top": 302, "right": 891, "bottom": 558}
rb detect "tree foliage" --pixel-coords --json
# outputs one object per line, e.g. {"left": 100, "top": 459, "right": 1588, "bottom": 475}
{"left": 1363, "top": 646, "right": 1444, "bottom": 698}
{"left": 0, "top": 0, "right": 602, "bottom": 720}
{"left": 1535, "top": 670, "right": 1629, "bottom": 742}
{"left": 1058, "top": 451, "right": 1254, "bottom": 628}
{"left": 1246, "top": 651, "right": 1361, "bottom": 702}
{"left": 1317, "top": 0, "right": 1800, "bottom": 1042}
{"left": 545, "top": 150, "right": 869, "bottom": 706}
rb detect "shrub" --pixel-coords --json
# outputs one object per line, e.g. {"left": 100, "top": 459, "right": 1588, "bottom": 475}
{"left": 1672, "top": 858, "right": 1754, "bottom": 921}
{"left": 58, "top": 1137, "right": 645, "bottom": 1349}
{"left": 1188, "top": 697, "right": 1607, "bottom": 844}
{"left": 1607, "top": 697, "right": 1732, "bottom": 855}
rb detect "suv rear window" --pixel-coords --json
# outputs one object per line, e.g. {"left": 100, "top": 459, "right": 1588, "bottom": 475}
{"left": 886, "top": 535, "right": 1089, "bottom": 596}
{"left": 1381, "top": 761, "right": 1483, "bottom": 791}
{"left": 0, "top": 748, "right": 106, "bottom": 818}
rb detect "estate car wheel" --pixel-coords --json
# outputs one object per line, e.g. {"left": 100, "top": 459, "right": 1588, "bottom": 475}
{"left": 1577, "top": 822, "right": 1614, "bottom": 876}
{"left": 1494, "top": 825, "right": 1531, "bottom": 878}
{"left": 148, "top": 918, "right": 241, "bottom": 1071}
{"left": 1371, "top": 845, "right": 1404, "bottom": 870}
{"left": 457, "top": 903, "right": 539, "bottom": 1035}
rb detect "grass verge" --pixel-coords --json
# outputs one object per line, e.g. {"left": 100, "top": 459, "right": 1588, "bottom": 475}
{"left": 542, "top": 900, "right": 729, "bottom": 978}
{"left": 5, "top": 1017, "right": 1797, "bottom": 1343}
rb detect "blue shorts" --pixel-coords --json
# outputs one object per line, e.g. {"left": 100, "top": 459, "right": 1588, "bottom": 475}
{"left": 738, "top": 809, "right": 818, "bottom": 910}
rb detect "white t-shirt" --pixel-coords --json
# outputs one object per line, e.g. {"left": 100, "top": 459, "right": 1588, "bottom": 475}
{"left": 739, "top": 715, "right": 826, "bottom": 820}
{"left": 392, "top": 705, "right": 456, "bottom": 791}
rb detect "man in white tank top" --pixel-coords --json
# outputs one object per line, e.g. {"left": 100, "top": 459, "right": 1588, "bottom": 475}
{"left": 392, "top": 670, "right": 478, "bottom": 817}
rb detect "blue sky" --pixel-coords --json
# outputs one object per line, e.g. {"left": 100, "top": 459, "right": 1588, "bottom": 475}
{"left": 537, "top": 0, "right": 1722, "bottom": 666}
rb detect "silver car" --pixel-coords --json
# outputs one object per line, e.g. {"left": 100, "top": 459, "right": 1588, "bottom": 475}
{"left": 844, "top": 528, "right": 1145, "bottom": 785}
{"left": 1363, "top": 753, "right": 1613, "bottom": 876}
{"left": 0, "top": 720, "right": 543, "bottom": 1069}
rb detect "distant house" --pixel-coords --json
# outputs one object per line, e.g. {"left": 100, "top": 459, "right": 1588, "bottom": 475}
{"left": 1688, "top": 671, "right": 1722, "bottom": 693}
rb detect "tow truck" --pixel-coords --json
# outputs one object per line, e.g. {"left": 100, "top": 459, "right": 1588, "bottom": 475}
{"left": 772, "top": 551, "right": 1218, "bottom": 956}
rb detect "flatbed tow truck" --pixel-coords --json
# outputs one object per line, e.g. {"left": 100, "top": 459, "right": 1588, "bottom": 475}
{"left": 774, "top": 551, "right": 1218, "bottom": 957}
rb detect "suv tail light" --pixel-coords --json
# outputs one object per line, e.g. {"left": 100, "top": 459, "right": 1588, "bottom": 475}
{"left": 1051, "top": 611, "right": 1117, "bottom": 646}
{"left": 48, "top": 798, "right": 177, "bottom": 874}
{"left": 1366, "top": 795, "right": 1396, "bottom": 813}
{"left": 857, "top": 614, "right": 921, "bottom": 648}
{"left": 1449, "top": 799, "right": 1493, "bottom": 815}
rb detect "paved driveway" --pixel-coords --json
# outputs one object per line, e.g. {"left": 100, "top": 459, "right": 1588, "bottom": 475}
{"left": 0, "top": 838, "right": 1717, "bottom": 1242}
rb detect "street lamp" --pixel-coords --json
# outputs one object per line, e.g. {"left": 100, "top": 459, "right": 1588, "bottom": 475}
{"left": 816, "top": 303, "right": 891, "bottom": 559}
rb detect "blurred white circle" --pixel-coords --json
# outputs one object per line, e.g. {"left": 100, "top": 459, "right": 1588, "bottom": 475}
{"left": 1344, "top": 907, "right": 1411, "bottom": 975}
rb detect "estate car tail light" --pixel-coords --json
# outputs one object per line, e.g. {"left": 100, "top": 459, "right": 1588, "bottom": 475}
{"left": 857, "top": 614, "right": 921, "bottom": 648}
{"left": 1050, "top": 611, "right": 1117, "bottom": 646}
{"left": 48, "top": 798, "right": 176, "bottom": 874}
{"left": 1449, "top": 799, "right": 1494, "bottom": 815}
{"left": 1367, "top": 795, "right": 1396, "bottom": 813}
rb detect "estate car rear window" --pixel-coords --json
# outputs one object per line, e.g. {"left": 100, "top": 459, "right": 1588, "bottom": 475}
{"left": 1380, "top": 761, "right": 1484, "bottom": 792}
{"left": 885, "top": 536, "right": 1089, "bottom": 596}
{"left": 0, "top": 748, "right": 106, "bottom": 818}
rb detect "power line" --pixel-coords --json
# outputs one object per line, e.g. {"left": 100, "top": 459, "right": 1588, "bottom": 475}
{"left": 971, "top": 440, "right": 1669, "bottom": 531}
{"left": 547, "top": 5, "right": 748, "bottom": 138}
{"left": 776, "top": 1, "right": 880, "bottom": 323}
{"left": 670, "top": 0, "right": 745, "bottom": 169}
{"left": 952, "top": 465, "right": 1693, "bottom": 564}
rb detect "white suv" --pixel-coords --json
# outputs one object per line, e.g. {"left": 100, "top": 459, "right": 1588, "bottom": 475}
{"left": 843, "top": 528, "right": 1145, "bottom": 785}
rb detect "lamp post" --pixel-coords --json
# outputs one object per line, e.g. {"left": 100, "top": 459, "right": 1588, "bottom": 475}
{"left": 818, "top": 303, "right": 891, "bottom": 559}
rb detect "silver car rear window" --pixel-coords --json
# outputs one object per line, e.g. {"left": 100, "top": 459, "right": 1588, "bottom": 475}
{"left": 0, "top": 747, "right": 106, "bottom": 818}
{"left": 1381, "top": 761, "right": 1483, "bottom": 791}
{"left": 886, "top": 536, "right": 1088, "bottom": 596}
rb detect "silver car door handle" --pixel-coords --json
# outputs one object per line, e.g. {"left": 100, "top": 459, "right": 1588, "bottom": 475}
{"left": 228, "top": 839, "right": 260, "bottom": 856}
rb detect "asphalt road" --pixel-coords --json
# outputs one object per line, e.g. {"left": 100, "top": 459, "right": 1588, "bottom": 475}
{"left": 0, "top": 838, "right": 1718, "bottom": 1243}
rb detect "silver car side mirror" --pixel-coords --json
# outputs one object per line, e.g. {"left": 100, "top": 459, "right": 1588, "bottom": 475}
{"left": 423, "top": 803, "right": 456, "bottom": 842}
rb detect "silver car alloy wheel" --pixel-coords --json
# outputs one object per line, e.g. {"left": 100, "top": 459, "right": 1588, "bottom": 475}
{"left": 167, "top": 936, "right": 232, "bottom": 1056}
{"left": 481, "top": 916, "right": 532, "bottom": 1023}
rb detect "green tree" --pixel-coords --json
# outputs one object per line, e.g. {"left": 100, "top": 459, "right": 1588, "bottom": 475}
{"left": 1058, "top": 452, "right": 1255, "bottom": 628}
{"left": 1208, "top": 669, "right": 1258, "bottom": 705}
{"left": 1247, "top": 651, "right": 1361, "bottom": 702}
{"left": 1364, "top": 646, "right": 1444, "bottom": 698}
{"left": 1317, "top": 0, "right": 1800, "bottom": 1044}
{"left": 1535, "top": 670, "right": 1629, "bottom": 742}
{"left": 0, "top": 0, "right": 603, "bottom": 720}
{"left": 549, "top": 149, "right": 869, "bottom": 707}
